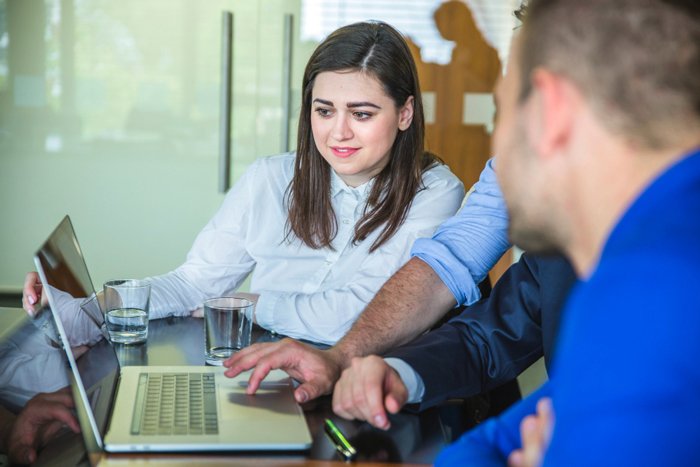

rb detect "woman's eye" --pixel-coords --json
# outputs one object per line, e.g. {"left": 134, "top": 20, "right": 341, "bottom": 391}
{"left": 353, "top": 111, "right": 372, "bottom": 120}
{"left": 315, "top": 108, "right": 333, "bottom": 118}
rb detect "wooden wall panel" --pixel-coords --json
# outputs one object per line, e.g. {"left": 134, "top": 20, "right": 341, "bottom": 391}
{"left": 409, "top": 1, "right": 512, "bottom": 282}
{"left": 410, "top": 0, "right": 500, "bottom": 188}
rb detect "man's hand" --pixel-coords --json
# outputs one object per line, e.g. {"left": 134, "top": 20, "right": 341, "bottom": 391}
{"left": 332, "top": 355, "right": 408, "bottom": 430}
{"left": 22, "top": 272, "right": 44, "bottom": 316}
{"left": 223, "top": 338, "right": 343, "bottom": 404}
{"left": 508, "top": 397, "right": 554, "bottom": 467}
{"left": 4, "top": 388, "right": 81, "bottom": 465}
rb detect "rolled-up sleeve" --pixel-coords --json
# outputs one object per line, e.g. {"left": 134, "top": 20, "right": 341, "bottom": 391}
{"left": 411, "top": 159, "right": 510, "bottom": 306}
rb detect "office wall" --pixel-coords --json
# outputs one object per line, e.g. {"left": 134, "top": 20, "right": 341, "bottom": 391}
{"left": 0, "top": 0, "right": 516, "bottom": 290}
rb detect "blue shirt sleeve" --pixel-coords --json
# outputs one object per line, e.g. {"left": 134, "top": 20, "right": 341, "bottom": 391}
{"left": 411, "top": 159, "right": 510, "bottom": 306}
{"left": 435, "top": 383, "right": 551, "bottom": 467}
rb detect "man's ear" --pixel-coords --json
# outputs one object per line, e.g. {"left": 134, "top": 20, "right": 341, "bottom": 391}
{"left": 398, "top": 96, "right": 415, "bottom": 131}
{"left": 526, "top": 69, "right": 579, "bottom": 159}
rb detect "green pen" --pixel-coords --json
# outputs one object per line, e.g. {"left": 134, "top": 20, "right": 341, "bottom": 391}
{"left": 324, "top": 418, "right": 357, "bottom": 461}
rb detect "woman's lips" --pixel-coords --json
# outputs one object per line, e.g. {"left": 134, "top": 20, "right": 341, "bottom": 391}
{"left": 331, "top": 147, "right": 359, "bottom": 158}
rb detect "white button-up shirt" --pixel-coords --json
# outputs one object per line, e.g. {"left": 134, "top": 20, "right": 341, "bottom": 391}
{"left": 148, "top": 152, "right": 464, "bottom": 344}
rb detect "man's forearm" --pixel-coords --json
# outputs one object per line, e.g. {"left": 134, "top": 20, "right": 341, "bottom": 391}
{"left": 333, "top": 257, "right": 456, "bottom": 365}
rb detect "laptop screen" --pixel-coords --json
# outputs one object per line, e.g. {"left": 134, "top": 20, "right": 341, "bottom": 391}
{"left": 34, "top": 215, "right": 120, "bottom": 451}
{"left": 34, "top": 216, "right": 315, "bottom": 455}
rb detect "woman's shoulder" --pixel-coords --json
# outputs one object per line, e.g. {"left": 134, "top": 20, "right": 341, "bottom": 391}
{"left": 221, "top": 153, "right": 295, "bottom": 212}
{"left": 248, "top": 152, "right": 295, "bottom": 172}
{"left": 421, "top": 161, "right": 464, "bottom": 191}
{"left": 243, "top": 152, "right": 296, "bottom": 183}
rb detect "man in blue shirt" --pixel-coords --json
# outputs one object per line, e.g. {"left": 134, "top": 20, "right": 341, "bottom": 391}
{"left": 435, "top": 0, "right": 700, "bottom": 464}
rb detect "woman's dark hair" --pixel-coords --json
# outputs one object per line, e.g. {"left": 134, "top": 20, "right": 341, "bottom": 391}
{"left": 287, "top": 21, "right": 439, "bottom": 252}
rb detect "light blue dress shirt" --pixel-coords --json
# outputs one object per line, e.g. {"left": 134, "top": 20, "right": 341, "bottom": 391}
{"left": 411, "top": 158, "right": 511, "bottom": 307}
{"left": 388, "top": 158, "right": 511, "bottom": 403}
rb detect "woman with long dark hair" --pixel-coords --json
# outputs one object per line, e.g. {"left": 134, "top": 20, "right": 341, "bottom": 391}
{"left": 24, "top": 21, "right": 464, "bottom": 345}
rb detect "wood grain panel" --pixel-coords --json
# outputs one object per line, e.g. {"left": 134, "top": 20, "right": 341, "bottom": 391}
{"left": 408, "top": 1, "right": 511, "bottom": 282}
{"left": 409, "top": 0, "right": 501, "bottom": 189}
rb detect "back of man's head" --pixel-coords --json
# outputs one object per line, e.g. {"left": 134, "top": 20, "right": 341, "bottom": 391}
{"left": 516, "top": 0, "right": 700, "bottom": 150}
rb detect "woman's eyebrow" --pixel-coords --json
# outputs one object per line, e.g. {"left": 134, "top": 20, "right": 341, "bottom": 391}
{"left": 312, "top": 98, "right": 381, "bottom": 110}
{"left": 347, "top": 101, "right": 381, "bottom": 109}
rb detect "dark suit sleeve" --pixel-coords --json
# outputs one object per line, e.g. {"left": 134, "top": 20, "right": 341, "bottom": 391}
{"left": 385, "top": 254, "right": 550, "bottom": 410}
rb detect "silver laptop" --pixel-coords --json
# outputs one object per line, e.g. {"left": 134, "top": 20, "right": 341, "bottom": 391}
{"left": 34, "top": 216, "right": 312, "bottom": 453}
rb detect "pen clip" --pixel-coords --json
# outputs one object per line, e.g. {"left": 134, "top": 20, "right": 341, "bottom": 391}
{"left": 324, "top": 418, "right": 357, "bottom": 462}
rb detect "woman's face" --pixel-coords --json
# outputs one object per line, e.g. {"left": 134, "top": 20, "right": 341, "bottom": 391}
{"left": 310, "top": 70, "right": 414, "bottom": 187}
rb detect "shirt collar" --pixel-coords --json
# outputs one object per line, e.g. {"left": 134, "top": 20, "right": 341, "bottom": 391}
{"left": 330, "top": 170, "right": 374, "bottom": 200}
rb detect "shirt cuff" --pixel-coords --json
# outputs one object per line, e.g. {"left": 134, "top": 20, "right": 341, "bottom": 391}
{"left": 384, "top": 357, "right": 425, "bottom": 404}
{"left": 253, "top": 292, "right": 281, "bottom": 332}
{"left": 411, "top": 240, "right": 481, "bottom": 306}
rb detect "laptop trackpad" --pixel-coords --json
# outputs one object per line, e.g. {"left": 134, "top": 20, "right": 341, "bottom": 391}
{"left": 218, "top": 374, "right": 299, "bottom": 421}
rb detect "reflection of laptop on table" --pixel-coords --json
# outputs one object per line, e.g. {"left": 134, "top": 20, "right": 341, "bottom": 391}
{"left": 34, "top": 216, "right": 312, "bottom": 454}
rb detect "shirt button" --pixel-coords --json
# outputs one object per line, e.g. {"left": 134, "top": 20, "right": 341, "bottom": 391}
{"left": 342, "top": 218, "right": 351, "bottom": 225}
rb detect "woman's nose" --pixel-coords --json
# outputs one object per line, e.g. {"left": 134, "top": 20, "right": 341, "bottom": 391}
{"left": 331, "top": 115, "right": 353, "bottom": 141}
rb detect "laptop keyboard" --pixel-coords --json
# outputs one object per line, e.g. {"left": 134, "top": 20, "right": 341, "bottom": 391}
{"left": 130, "top": 373, "right": 219, "bottom": 436}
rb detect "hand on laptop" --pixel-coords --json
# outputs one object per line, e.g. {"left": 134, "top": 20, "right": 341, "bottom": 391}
{"left": 2, "top": 388, "right": 81, "bottom": 465}
{"left": 22, "top": 271, "right": 45, "bottom": 316}
{"left": 332, "top": 355, "right": 408, "bottom": 430}
{"left": 223, "top": 338, "right": 343, "bottom": 404}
